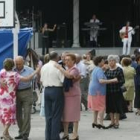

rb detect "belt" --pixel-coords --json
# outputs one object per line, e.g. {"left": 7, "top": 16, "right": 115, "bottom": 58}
{"left": 17, "top": 87, "right": 31, "bottom": 91}
{"left": 45, "top": 86, "right": 63, "bottom": 88}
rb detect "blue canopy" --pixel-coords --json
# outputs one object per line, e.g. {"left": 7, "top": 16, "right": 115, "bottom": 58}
{"left": 0, "top": 28, "right": 33, "bottom": 70}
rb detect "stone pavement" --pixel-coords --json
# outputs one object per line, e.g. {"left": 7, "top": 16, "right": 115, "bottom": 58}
{"left": 0, "top": 110, "right": 140, "bottom": 140}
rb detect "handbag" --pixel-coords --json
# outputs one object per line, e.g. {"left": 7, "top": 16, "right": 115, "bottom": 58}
{"left": 120, "top": 85, "right": 127, "bottom": 92}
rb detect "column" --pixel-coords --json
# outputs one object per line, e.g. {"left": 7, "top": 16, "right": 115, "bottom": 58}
{"left": 72, "top": 0, "right": 80, "bottom": 47}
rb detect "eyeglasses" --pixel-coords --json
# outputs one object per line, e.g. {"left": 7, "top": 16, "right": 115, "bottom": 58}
{"left": 65, "top": 59, "right": 71, "bottom": 61}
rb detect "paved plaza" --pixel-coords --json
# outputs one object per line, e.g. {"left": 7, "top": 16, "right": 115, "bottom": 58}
{"left": 0, "top": 110, "right": 140, "bottom": 140}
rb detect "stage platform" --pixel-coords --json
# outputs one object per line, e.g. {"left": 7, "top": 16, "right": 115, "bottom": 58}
{"left": 31, "top": 32, "right": 139, "bottom": 56}
{"left": 35, "top": 47, "right": 139, "bottom": 56}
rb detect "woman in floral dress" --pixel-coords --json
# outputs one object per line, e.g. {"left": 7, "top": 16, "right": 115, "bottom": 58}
{"left": 0, "top": 58, "right": 40, "bottom": 140}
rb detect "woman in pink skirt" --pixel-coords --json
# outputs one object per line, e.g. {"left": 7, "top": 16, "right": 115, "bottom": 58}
{"left": 88, "top": 56, "right": 117, "bottom": 129}
{"left": 55, "top": 53, "right": 81, "bottom": 140}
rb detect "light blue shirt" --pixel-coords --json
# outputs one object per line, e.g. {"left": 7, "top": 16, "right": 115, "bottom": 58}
{"left": 88, "top": 67, "right": 106, "bottom": 96}
{"left": 14, "top": 66, "right": 34, "bottom": 89}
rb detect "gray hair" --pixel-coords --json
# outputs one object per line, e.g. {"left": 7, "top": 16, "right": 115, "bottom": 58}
{"left": 114, "top": 55, "right": 120, "bottom": 63}
{"left": 15, "top": 56, "right": 24, "bottom": 61}
{"left": 107, "top": 55, "right": 119, "bottom": 62}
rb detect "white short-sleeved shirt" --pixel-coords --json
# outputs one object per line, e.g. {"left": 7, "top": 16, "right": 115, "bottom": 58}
{"left": 40, "top": 60, "right": 64, "bottom": 87}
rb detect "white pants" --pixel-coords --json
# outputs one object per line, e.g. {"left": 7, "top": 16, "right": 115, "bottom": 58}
{"left": 90, "top": 30, "right": 98, "bottom": 42}
{"left": 122, "top": 38, "right": 132, "bottom": 55}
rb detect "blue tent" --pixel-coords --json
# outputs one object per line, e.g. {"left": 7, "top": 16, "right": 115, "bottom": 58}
{"left": 0, "top": 28, "right": 33, "bottom": 70}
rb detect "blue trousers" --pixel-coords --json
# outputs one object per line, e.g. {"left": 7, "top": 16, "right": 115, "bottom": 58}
{"left": 44, "top": 87, "right": 64, "bottom": 140}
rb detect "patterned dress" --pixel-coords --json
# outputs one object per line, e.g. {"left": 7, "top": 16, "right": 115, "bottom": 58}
{"left": 105, "top": 67, "right": 125, "bottom": 114}
{"left": 0, "top": 69, "right": 20, "bottom": 125}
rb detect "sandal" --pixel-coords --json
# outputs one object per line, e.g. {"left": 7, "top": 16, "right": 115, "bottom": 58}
{"left": 3, "top": 134, "right": 13, "bottom": 140}
{"left": 7, "top": 135, "right": 13, "bottom": 140}
{"left": 114, "top": 124, "right": 119, "bottom": 129}
{"left": 62, "top": 135, "right": 69, "bottom": 140}
{"left": 3, "top": 134, "right": 9, "bottom": 140}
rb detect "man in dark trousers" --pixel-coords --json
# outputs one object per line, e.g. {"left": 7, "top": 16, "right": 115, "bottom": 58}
{"left": 40, "top": 51, "right": 64, "bottom": 140}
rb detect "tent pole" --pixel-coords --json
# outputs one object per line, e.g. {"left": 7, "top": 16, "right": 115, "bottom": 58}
{"left": 12, "top": 11, "right": 20, "bottom": 59}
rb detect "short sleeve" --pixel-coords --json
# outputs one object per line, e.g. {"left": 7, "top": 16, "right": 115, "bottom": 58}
{"left": 70, "top": 67, "right": 79, "bottom": 77}
{"left": 97, "top": 68, "right": 106, "bottom": 80}
{"left": 0, "top": 69, "right": 6, "bottom": 78}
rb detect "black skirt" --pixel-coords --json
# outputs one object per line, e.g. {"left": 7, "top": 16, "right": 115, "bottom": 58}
{"left": 106, "top": 92, "right": 124, "bottom": 114}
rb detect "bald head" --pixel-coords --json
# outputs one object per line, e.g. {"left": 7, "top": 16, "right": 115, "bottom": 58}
{"left": 15, "top": 56, "right": 24, "bottom": 61}
{"left": 15, "top": 56, "right": 24, "bottom": 71}
{"left": 49, "top": 51, "right": 59, "bottom": 62}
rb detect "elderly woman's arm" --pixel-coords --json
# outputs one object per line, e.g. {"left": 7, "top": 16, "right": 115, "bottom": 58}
{"left": 20, "top": 65, "right": 41, "bottom": 82}
{"left": 58, "top": 66, "right": 73, "bottom": 79}
{"left": 55, "top": 63, "right": 74, "bottom": 79}
{"left": 20, "top": 72, "right": 37, "bottom": 82}
{"left": 99, "top": 78, "right": 118, "bottom": 84}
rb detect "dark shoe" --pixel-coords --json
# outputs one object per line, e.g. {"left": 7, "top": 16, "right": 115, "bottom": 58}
{"left": 85, "top": 107, "right": 88, "bottom": 111}
{"left": 15, "top": 135, "right": 23, "bottom": 139}
{"left": 120, "top": 114, "right": 127, "bottom": 120}
{"left": 92, "top": 123, "right": 99, "bottom": 128}
{"left": 98, "top": 124, "right": 106, "bottom": 129}
{"left": 62, "top": 135, "right": 69, "bottom": 140}
{"left": 106, "top": 124, "right": 115, "bottom": 129}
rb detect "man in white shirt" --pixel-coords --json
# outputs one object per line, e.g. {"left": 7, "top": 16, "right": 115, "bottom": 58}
{"left": 90, "top": 14, "right": 100, "bottom": 47}
{"left": 119, "top": 21, "right": 135, "bottom": 55}
{"left": 40, "top": 51, "right": 64, "bottom": 140}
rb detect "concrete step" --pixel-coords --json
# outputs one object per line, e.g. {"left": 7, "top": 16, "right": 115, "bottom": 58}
{"left": 34, "top": 47, "right": 139, "bottom": 56}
